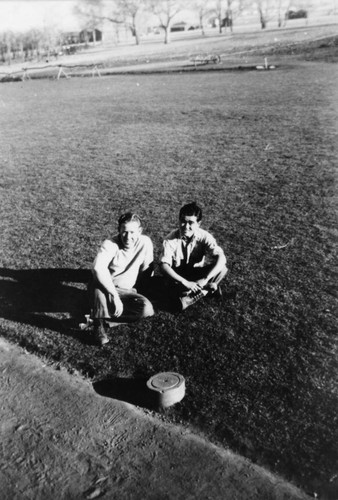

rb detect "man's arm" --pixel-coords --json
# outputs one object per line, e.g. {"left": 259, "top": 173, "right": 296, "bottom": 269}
{"left": 92, "top": 242, "right": 123, "bottom": 317}
{"left": 160, "top": 262, "right": 202, "bottom": 294}
{"left": 196, "top": 252, "right": 227, "bottom": 289}
{"left": 137, "top": 238, "right": 154, "bottom": 289}
{"left": 195, "top": 232, "right": 227, "bottom": 289}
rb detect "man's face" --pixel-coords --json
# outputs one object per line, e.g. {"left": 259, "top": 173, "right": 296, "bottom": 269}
{"left": 119, "top": 221, "right": 142, "bottom": 250}
{"left": 179, "top": 215, "right": 200, "bottom": 240}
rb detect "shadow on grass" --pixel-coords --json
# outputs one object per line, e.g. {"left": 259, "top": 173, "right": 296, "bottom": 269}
{"left": 0, "top": 268, "right": 91, "bottom": 338}
{"left": 0, "top": 270, "right": 177, "bottom": 341}
{"left": 137, "top": 275, "right": 181, "bottom": 314}
{"left": 93, "top": 377, "right": 158, "bottom": 410}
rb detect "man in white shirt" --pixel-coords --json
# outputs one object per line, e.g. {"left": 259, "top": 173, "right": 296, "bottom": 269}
{"left": 160, "top": 202, "right": 227, "bottom": 310}
{"left": 90, "top": 213, "right": 154, "bottom": 345}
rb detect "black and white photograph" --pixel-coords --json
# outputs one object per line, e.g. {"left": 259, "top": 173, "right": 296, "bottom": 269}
{"left": 0, "top": 0, "right": 337, "bottom": 498}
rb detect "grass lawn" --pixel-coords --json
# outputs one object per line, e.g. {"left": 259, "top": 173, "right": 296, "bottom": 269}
{"left": 0, "top": 54, "right": 337, "bottom": 496}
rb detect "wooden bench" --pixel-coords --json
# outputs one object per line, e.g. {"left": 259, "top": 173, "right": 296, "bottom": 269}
{"left": 190, "top": 54, "right": 221, "bottom": 68}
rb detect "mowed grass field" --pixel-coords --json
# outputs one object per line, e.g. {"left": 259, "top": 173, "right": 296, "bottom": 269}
{"left": 0, "top": 61, "right": 337, "bottom": 496}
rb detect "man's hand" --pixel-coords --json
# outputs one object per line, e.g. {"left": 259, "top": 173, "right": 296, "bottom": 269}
{"left": 196, "top": 278, "right": 209, "bottom": 289}
{"left": 182, "top": 280, "right": 202, "bottom": 294}
{"left": 112, "top": 294, "right": 123, "bottom": 317}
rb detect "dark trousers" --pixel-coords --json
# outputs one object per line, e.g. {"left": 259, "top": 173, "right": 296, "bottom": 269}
{"left": 89, "top": 279, "right": 154, "bottom": 324}
{"left": 165, "top": 264, "right": 227, "bottom": 299}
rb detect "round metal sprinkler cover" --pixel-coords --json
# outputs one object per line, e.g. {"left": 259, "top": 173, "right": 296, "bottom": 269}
{"left": 146, "top": 372, "right": 185, "bottom": 409}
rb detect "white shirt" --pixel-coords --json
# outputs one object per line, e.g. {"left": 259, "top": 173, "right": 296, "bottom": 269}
{"left": 161, "top": 228, "right": 224, "bottom": 270}
{"left": 93, "top": 234, "right": 153, "bottom": 289}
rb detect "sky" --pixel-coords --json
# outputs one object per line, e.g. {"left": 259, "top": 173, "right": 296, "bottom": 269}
{"left": 0, "top": 0, "right": 80, "bottom": 32}
{"left": 0, "top": 0, "right": 335, "bottom": 33}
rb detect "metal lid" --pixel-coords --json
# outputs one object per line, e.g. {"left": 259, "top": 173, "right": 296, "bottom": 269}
{"left": 147, "top": 372, "right": 184, "bottom": 392}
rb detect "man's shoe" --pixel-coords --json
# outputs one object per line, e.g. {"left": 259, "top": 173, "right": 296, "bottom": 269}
{"left": 204, "top": 283, "right": 223, "bottom": 300}
{"left": 179, "top": 289, "right": 208, "bottom": 311}
{"left": 93, "top": 321, "right": 109, "bottom": 346}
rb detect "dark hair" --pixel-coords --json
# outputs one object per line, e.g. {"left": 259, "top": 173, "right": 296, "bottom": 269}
{"left": 118, "top": 212, "right": 142, "bottom": 230}
{"left": 179, "top": 202, "right": 202, "bottom": 222}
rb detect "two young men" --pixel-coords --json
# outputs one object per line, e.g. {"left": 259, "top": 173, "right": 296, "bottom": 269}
{"left": 90, "top": 203, "right": 227, "bottom": 345}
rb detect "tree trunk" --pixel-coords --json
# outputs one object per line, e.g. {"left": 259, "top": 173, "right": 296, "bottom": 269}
{"left": 6, "top": 37, "right": 11, "bottom": 65}
{"left": 259, "top": 10, "right": 266, "bottom": 29}
{"left": 227, "top": 9, "right": 233, "bottom": 33}
{"left": 199, "top": 13, "right": 205, "bottom": 35}
{"left": 132, "top": 15, "right": 140, "bottom": 45}
{"left": 164, "top": 26, "right": 170, "bottom": 44}
{"left": 217, "top": 0, "right": 222, "bottom": 33}
{"left": 115, "top": 24, "right": 120, "bottom": 44}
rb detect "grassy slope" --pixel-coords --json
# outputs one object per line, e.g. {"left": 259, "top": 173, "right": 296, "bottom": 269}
{"left": 91, "top": 24, "right": 338, "bottom": 67}
{"left": 0, "top": 42, "right": 337, "bottom": 496}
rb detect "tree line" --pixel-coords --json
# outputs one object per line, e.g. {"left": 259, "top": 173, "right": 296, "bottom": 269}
{"left": 0, "top": 27, "right": 62, "bottom": 65}
{"left": 0, "top": 0, "right": 314, "bottom": 64}
{"left": 75, "top": 0, "right": 312, "bottom": 44}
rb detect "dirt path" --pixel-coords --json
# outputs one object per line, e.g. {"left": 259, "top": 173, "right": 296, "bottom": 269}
{"left": 0, "top": 338, "right": 309, "bottom": 499}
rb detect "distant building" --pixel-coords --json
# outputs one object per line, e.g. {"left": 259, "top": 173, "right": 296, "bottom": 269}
{"left": 285, "top": 9, "right": 308, "bottom": 19}
{"left": 61, "top": 29, "right": 103, "bottom": 47}
{"left": 62, "top": 31, "right": 81, "bottom": 46}
{"left": 80, "top": 29, "right": 103, "bottom": 44}
{"left": 171, "top": 22, "right": 188, "bottom": 32}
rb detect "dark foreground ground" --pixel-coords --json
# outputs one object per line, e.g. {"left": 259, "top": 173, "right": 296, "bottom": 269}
{"left": 0, "top": 28, "right": 337, "bottom": 499}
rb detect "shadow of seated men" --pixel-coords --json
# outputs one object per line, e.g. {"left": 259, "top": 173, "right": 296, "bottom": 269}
{"left": 136, "top": 275, "right": 182, "bottom": 314}
{"left": 0, "top": 268, "right": 91, "bottom": 335}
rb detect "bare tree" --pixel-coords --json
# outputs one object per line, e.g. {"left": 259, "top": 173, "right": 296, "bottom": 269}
{"left": 229, "top": 0, "right": 249, "bottom": 30}
{"left": 0, "top": 27, "right": 62, "bottom": 65}
{"left": 0, "top": 31, "right": 14, "bottom": 64}
{"left": 190, "top": 0, "right": 214, "bottom": 35}
{"left": 215, "top": 0, "right": 223, "bottom": 33}
{"left": 146, "top": 0, "right": 184, "bottom": 44}
{"left": 40, "top": 26, "right": 62, "bottom": 60}
{"left": 276, "top": 0, "right": 292, "bottom": 27}
{"left": 75, "top": 0, "right": 146, "bottom": 45}
{"left": 74, "top": 0, "right": 121, "bottom": 43}
{"left": 330, "top": 0, "right": 337, "bottom": 14}
{"left": 74, "top": 0, "right": 104, "bottom": 28}
{"left": 254, "top": 0, "right": 274, "bottom": 28}
{"left": 23, "top": 29, "right": 43, "bottom": 61}
{"left": 255, "top": 0, "right": 301, "bottom": 29}
{"left": 115, "top": 0, "right": 146, "bottom": 45}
